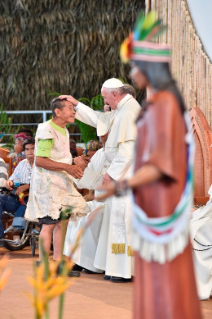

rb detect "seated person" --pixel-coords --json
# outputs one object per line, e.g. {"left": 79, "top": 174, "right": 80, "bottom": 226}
{"left": 64, "top": 133, "right": 108, "bottom": 274}
{"left": 190, "top": 185, "right": 212, "bottom": 300}
{"left": 9, "top": 128, "right": 33, "bottom": 172}
{"left": 0, "top": 138, "right": 35, "bottom": 240}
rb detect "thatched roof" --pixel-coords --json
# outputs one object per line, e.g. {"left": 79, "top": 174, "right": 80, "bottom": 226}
{"left": 0, "top": 0, "right": 145, "bottom": 111}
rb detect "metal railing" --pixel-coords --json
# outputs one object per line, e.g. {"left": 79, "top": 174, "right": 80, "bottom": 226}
{"left": 5, "top": 110, "right": 52, "bottom": 122}
{"left": 5, "top": 110, "right": 81, "bottom": 137}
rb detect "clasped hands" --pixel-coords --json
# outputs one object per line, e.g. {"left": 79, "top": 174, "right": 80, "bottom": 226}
{"left": 66, "top": 155, "right": 90, "bottom": 179}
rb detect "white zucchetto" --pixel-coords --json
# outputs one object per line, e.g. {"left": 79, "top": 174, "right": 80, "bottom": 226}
{"left": 102, "top": 78, "right": 124, "bottom": 89}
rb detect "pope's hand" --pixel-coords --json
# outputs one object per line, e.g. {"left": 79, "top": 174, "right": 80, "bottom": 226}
{"left": 65, "top": 164, "right": 84, "bottom": 179}
{"left": 104, "top": 104, "right": 111, "bottom": 112}
{"left": 74, "top": 155, "right": 90, "bottom": 171}
{"left": 102, "top": 173, "right": 113, "bottom": 185}
{"left": 59, "top": 95, "right": 78, "bottom": 106}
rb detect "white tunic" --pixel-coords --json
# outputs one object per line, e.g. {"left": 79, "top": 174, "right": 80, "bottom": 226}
{"left": 63, "top": 148, "right": 108, "bottom": 272}
{"left": 25, "top": 121, "right": 88, "bottom": 221}
{"left": 190, "top": 186, "right": 212, "bottom": 300}
{"left": 75, "top": 94, "right": 141, "bottom": 278}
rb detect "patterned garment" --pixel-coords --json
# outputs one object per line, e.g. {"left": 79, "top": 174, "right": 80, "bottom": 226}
{"left": 25, "top": 121, "right": 89, "bottom": 221}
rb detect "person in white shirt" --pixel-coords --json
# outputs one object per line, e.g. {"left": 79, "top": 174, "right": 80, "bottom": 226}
{"left": 0, "top": 138, "right": 34, "bottom": 239}
{"left": 60, "top": 78, "right": 141, "bottom": 282}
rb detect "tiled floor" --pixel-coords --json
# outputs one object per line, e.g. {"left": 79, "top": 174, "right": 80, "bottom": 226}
{"left": 0, "top": 246, "right": 211, "bottom": 319}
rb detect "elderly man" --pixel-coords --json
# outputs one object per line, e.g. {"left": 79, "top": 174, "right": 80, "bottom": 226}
{"left": 60, "top": 78, "right": 141, "bottom": 282}
{"left": 25, "top": 97, "right": 89, "bottom": 263}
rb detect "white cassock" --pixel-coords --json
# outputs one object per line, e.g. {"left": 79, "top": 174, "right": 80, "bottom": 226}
{"left": 75, "top": 94, "right": 141, "bottom": 278}
{"left": 190, "top": 185, "right": 212, "bottom": 300}
{"left": 63, "top": 148, "right": 108, "bottom": 272}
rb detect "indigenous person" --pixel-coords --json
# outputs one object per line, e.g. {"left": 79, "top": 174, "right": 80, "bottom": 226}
{"left": 190, "top": 185, "right": 212, "bottom": 300}
{"left": 60, "top": 78, "right": 141, "bottom": 282}
{"left": 25, "top": 98, "right": 89, "bottom": 262}
{"left": 97, "top": 11, "right": 202, "bottom": 319}
{"left": 9, "top": 129, "right": 33, "bottom": 172}
{"left": 0, "top": 138, "right": 35, "bottom": 240}
{"left": 64, "top": 133, "right": 108, "bottom": 274}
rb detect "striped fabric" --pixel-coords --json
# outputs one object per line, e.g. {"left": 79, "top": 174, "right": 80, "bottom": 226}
{"left": 131, "top": 41, "right": 171, "bottom": 63}
{"left": 0, "top": 159, "right": 8, "bottom": 188}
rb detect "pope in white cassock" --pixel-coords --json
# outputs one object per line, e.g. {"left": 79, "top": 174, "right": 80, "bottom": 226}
{"left": 60, "top": 78, "right": 141, "bottom": 282}
{"left": 63, "top": 133, "right": 109, "bottom": 273}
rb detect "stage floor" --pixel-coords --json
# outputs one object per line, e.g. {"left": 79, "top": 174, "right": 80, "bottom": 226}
{"left": 0, "top": 246, "right": 211, "bottom": 319}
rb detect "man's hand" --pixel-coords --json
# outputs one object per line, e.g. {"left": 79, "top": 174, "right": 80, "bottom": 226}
{"left": 15, "top": 184, "right": 29, "bottom": 196}
{"left": 59, "top": 95, "right": 78, "bottom": 106}
{"left": 102, "top": 173, "right": 113, "bottom": 185}
{"left": 74, "top": 155, "right": 90, "bottom": 171}
{"left": 5, "top": 180, "right": 13, "bottom": 190}
{"left": 84, "top": 192, "right": 95, "bottom": 202}
{"left": 104, "top": 104, "right": 111, "bottom": 112}
{"left": 65, "top": 164, "right": 84, "bottom": 179}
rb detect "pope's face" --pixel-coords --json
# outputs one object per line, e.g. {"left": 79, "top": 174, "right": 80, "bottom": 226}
{"left": 129, "top": 65, "right": 148, "bottom": 90}
{"left": 56, "top": 101, "right": 76, "bottom": 124}
{"left": 101, "top": 87, "right": 117, "bottom": 110}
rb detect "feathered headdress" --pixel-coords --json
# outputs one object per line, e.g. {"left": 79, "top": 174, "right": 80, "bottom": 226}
{"left": 120, "top": 11, "right": 171, "bottom": 63}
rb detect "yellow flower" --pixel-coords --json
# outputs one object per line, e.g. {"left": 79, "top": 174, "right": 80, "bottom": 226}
{"left": 0, "top": 268, "right": 11, "bottom": 291}
{"left": 26, "top": 259, "right": 73, "bottom": 319}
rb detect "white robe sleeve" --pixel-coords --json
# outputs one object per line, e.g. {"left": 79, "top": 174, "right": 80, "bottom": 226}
{"left": 107, "top": 140, "right": 134, "bottom": 181}
{"left": 74, "top": 166, "right": 104, "bottom": 190}
{"left": 74, "top": 152, "right": 105, "bottom": 189}
{"left": 75, "top": 102, "right": 112, "bottom": 136}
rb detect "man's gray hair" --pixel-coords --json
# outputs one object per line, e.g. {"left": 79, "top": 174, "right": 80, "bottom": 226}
{"left": 51, "top": 97, "right": 67, "bottom": 117}
{"left": 107, "top": 84, "right": 136, "bottom": 98}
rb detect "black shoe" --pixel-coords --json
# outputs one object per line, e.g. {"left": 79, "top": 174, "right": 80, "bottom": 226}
{"left": 82, "top": 268, "right": 99, "bottom": 274}
{"left": 110, "top": 276, "right": 132, "bottom": 283}
{"left": 104, "top": 275, "right": 111, "bottom": 280}
{"left": 72, "top": 264, "right": 83, "bottom": 271}
{"left": 68, "top": 270, "right": 81, "bottom": 277}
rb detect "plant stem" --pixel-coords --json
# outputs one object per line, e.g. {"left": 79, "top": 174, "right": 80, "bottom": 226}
{"left": 58, "top": 293, "right": 65, "bottom": 319}
{"left": 44, "top": 305, "right": 50, "bottom": 319}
